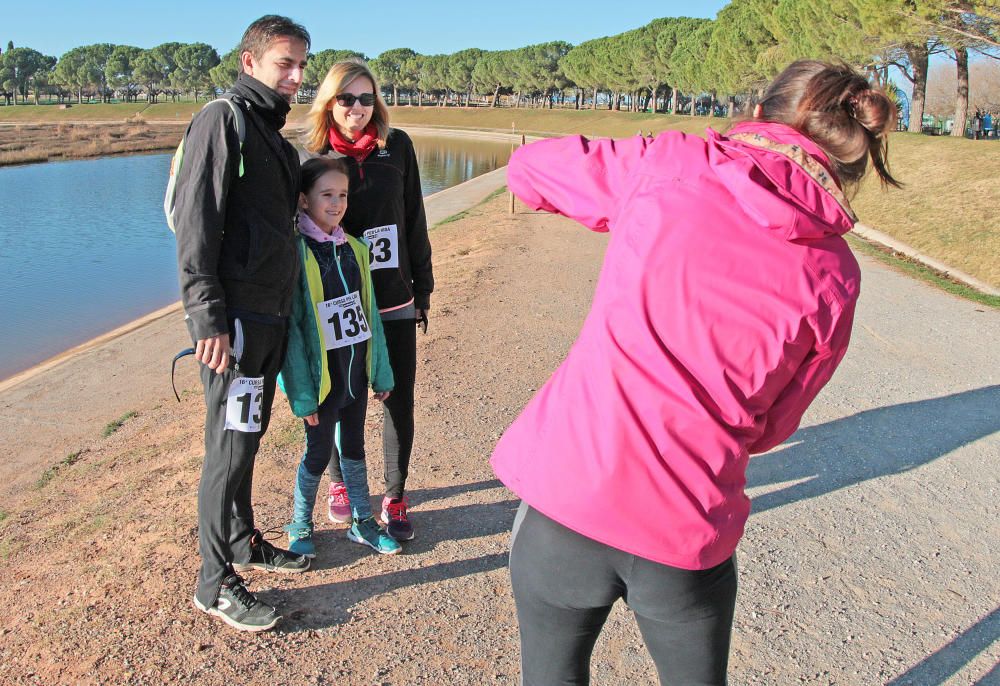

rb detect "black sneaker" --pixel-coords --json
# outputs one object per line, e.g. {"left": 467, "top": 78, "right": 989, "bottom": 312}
{"left": 381, "top": 496, "right": 415, "bottom": 541}
{"left": 193, "top": 573, "right": 279, "bottom": 632}
{"left": 232, "top": 529, "right": 310, "bottom": 574}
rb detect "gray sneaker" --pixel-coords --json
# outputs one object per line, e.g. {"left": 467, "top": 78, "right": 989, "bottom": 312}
{"left": 193, "top": 573, "right": 279, "bottom": 632}
{"left": 233, "top": 529, "right": 310, "bottom": 574}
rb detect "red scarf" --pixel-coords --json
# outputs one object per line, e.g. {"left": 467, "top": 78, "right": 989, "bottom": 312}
{"left": 328, "top": 123, "right": 379, "bottom": 165}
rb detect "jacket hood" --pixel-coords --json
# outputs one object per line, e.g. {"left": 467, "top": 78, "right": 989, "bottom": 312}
{"left": 707, "top": 120, "right": 856, "bottom": 241}
{"left": 232, "top": 73, "right": 291, "bottom": 130}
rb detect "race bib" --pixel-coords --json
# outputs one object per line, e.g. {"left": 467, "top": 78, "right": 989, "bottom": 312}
{"left": 318, "top": 291, "right": 371, "bottom": 350}
{"left": 225, "top": 376, "right": 264, "bottom": 432}
{"left": 363, "top": 224, "right": 399, "bottom": 270}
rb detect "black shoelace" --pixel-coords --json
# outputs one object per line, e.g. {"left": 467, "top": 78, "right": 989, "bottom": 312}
{"left": 253, "top": 529, "right": 288, "bottom": 563}
{"left": 223, "top": 574, "right": 258, "bottom": 609}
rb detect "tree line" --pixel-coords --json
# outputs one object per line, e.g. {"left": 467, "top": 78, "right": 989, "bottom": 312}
{"left": 2, "top": 1, "right": 997, "bottom": 136}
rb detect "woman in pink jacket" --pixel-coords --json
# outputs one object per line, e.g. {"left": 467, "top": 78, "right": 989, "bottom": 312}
{"left": 491, "top": 60, "right": 900, "bottom": 684}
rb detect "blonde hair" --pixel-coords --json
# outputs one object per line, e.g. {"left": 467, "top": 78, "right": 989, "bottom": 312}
{"left": 305, "top": 58, "right": 391, "bottom": 152}
{"left": 756, "top": 60, "right": 901, "bottom": 191}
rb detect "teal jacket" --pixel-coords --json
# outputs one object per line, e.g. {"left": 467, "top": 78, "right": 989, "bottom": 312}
{"left": 278, "top": 234, "right": 394, "bottom": 417}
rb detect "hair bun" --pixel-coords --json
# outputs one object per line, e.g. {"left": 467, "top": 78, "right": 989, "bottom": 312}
{"left": 851, "top": 90, "right": 894, "bottom": 137}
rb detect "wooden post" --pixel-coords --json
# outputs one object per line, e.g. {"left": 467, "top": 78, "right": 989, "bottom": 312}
{"left": 509, "top": 125, "right": 518, "bottom": 214}
{"left": 508, "top": 146, "right": 515, "bottom": 215}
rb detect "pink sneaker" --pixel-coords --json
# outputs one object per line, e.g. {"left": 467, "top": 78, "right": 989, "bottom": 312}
{"left": 327, "top": 481, "right": 351, "bottom": 524}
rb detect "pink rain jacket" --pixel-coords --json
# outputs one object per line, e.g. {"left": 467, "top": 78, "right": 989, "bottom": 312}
{"left": 491, "top": 120, "right": 861, "bottom": 570}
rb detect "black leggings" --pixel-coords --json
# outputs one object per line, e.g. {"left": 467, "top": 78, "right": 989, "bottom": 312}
{"left": 509, "top": 503, "right": 737, "bottom": 686}
{"left": 302, "top": 391, "right": 366, "bottom": 475}
{"left": 329, "top": 317, "right": 416, "bottom": 498}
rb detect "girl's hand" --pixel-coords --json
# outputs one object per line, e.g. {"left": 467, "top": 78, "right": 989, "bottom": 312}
{"left": 304, "top": 413, "right": 319, "bottom": 426}
{"left": 373, "top": 391, "right": 391, "bottom": 402}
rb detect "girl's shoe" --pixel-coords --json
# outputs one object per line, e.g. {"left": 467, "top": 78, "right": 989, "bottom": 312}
{"left": 381, "top": 496, "right": 414, "bottom": 541}
{"left": 347, "top": 516, "right": 402, "bottom": 555}
{"left": 284, "top": 521, "right": 316, "bottom": 558}
{"left": 327, "top": 481, "right": 352, "bottom": 524}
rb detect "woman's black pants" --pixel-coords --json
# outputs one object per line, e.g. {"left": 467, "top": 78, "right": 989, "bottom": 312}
{"left": 510, "top": 503, "right": 737, "bottom": 685}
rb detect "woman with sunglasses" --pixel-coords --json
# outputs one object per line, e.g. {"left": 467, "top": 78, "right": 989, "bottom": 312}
{"left": 304, "top": 59, "right": 433, "bottom": 542}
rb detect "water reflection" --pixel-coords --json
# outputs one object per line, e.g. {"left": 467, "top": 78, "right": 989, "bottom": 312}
{"left": 411, "top": 134, "right": 510, "bottom": 196}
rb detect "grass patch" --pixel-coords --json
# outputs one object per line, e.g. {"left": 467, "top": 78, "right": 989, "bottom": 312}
{"left": 33, "top": 450, "right": 87, "bottom": 489}
{"left": 0, "top": 121, "right": 184, "bottom": 167}
{"left": 102, "top": 411, "right": 138, "bottom": 437}
{"left": 847, "top": 235, "right": 1000, "bottom": 308}
{"left": 435, "top": 209, "right": 471, "bottom": 228}
{"left": 61, "top": 451, "right": 84, "bottom": 467}
{"left": 851, "top": 134, "right": 1000, "bottom": 289}
{"left": 483, "top": 186, "right": 508, "bottom": 202}
{"left": 35, "top": 466, "right": 58, "bottom": 489}
{"left": 435, "top": 185, "right": 510, "bottom": 229}
{"left": 0, "top": 510, "right": 7, "bottom": 525}
{"left": 384, "top": 105, "right": 713, "bottom": 139}
{"left": 0, "top": 101, "right": 203, "bottom": 122}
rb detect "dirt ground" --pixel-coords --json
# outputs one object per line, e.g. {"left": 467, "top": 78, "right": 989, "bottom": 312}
{"left": 0, "top": 192, "right": 997, "bottom": 685}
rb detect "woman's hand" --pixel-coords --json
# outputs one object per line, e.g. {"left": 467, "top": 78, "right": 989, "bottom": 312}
{"left": 373, "top": 391, "right": 391, "bottom": 402}
{"left": 304, "top": 413, "right": 319, "bottom": 426}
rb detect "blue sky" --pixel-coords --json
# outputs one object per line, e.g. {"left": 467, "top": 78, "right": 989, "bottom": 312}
{"left": 4, "top": 1, "right": 728, "bottom": 57}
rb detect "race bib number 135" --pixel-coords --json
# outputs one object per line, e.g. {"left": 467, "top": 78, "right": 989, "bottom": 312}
{"left": 318, "top": 291, "right": 372, "bottom": 350}
{"left": 363, "top": 224, "right": 399, "bottom": 270}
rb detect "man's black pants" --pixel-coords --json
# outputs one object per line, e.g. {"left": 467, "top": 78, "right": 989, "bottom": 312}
{"left": 192, "top": 316, "right": 287, "bottom": 608}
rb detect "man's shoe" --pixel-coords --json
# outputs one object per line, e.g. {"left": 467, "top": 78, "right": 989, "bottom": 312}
{"left": 193, "top": 573, "right": 279, "bottom": 632}
{"left": 284, "top": 521, "right": 316, "bottom": 558}
{"left": 347, "top": 516, "right": 402, "bottom": 555}
{"left": 232, "top": 529, "right": 310, "bottom": 573}
{"left": 327, "top": 481, "right": 352, "bottom": 524}
{"left": 381, "top": 496, "right": 414, "bottom": 541}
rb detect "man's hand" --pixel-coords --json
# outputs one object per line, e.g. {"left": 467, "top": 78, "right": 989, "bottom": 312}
{"left": 195, "top": 333, "right": 231, "bottom": 374}
{"left": 303, "top": 413, "right": 320, "bottom": 427}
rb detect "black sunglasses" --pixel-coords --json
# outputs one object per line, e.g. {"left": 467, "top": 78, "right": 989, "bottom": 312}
{"left": 335, "top": 93, "right": 376, "bottom": 107}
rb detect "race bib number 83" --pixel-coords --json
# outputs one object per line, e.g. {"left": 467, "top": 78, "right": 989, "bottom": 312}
{"left": 363, "top": 224, "right": 399, "bottom": 270}
{"left": 225, "top": 376, "right": 264, "bottom": 432}
{"left": 318, "top": 292, "right": 372, "bottom": 350}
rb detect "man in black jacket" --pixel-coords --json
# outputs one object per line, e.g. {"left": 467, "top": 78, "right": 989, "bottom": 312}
{"left": 174, "top": 15, "right": 310, "bottom": 632}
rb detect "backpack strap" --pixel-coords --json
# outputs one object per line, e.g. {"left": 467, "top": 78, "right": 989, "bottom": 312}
{"left": 206, "top": 95, "right": 246, "bottom": 177}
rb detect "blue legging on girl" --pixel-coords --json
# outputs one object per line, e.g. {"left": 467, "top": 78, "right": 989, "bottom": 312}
{"left": 509, "top": 503, "right": 737, "bottom": 685}
{"left": 292, "top": 392, "right": 371, "bottom": 524}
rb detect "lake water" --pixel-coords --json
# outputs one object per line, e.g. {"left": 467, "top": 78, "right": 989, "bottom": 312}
{"left": 0, "top": 134, "right": 511, "bottom": 380}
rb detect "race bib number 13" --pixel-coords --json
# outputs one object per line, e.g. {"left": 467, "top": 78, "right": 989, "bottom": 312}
{"left": 318, "top": 291, "right": 372, "bottom": 350}
{"left": 225, "top": 376, "right": 264, "bottom": 432}
{"left": 363, "top": 224, "right": 399, "bottom": 270}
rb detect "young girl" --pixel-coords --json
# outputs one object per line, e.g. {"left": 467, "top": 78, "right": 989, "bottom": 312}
{"left": 278, "top": 157, "right": 400, "bottom": 557}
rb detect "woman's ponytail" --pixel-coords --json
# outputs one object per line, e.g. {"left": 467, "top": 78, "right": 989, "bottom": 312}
{"left": 757, "top": 60, "right": 902, "bottom": 190}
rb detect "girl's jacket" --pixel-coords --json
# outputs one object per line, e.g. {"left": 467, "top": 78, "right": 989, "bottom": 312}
{"left": 279, "top": 234, "right": 394, "bottom": 417}
{"left": 490, "top": 120, "right": 861, "bottom": 570}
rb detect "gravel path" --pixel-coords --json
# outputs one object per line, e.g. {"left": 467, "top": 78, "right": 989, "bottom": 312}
{"left": 0, "top": 187, "right": 997, "bottom": 685}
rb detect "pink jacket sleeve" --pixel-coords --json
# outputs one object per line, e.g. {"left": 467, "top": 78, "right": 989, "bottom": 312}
{"left": 507, "top": 135, "right": 651, "bottom": 232}
{"left": 748, "top": 299, "right": 857, "bottom": 455}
